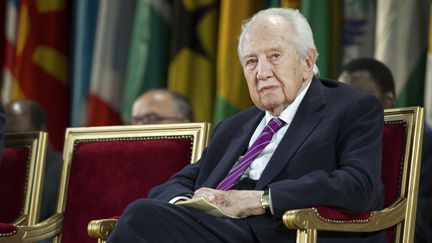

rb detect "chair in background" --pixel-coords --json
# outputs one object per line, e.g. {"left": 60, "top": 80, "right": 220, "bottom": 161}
{"left": 43, "top": 123, "right": 209, "bottom": 243}
{"left": 283, "top": 106, "right": 424, "bottom": 243}
{"left": 0, "top": 132, "right": 49, "bottom": 240}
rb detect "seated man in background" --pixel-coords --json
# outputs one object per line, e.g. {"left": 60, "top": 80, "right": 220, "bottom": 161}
{"left": 108, "top": 8, "right": 386, "bottom": 243}
{"left": 339, "top": 57, "right": 432, "bottom": 243}
{"left": 130, "top": 89, "right": 193, "bottom": 125}
{"left": 4, "top": 100, "right": 62, "bottom": 225}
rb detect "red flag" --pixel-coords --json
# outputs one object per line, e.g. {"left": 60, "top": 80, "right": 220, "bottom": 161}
{"left": 10, "top": 0, "right": 70, "bottom": 150}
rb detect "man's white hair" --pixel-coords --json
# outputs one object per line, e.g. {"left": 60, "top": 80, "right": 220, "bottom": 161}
{"left": 237, "top": 8, "right": 319, "bottom": 76}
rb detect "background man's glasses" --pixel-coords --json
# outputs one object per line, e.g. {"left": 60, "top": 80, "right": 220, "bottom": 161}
{"left": 131, "top": 113, "right": 186, "bottom": 125}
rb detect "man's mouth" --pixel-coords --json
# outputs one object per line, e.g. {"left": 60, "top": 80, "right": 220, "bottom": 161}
{"left": 259, "top": 85, "right": 278, "bottom": 92}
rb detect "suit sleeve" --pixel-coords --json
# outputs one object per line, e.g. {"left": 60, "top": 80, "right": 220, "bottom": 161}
{"left": 270, "top": 93, "right": 384, "bottom": 218}
{"left": 147, "top": 122, "right": 225, "bottom": 201}
{"left": 147, "top": 150, "right": 204, "bottom": 201}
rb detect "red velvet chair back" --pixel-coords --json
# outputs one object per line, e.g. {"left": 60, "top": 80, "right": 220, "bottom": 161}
{"left": 283, "top": 107, "right": 424, "bottom": 243}
{"left": 0, "top": 132, "right": 48, "bottom": 226}
{"left": 381, "top": 122, "right": 407, "bottom": 242}
{"left": 381, "top": 108, "right": 424, "bottom": 243}
{"left": 55, "top": 123, "right": 210, "bottom": 243}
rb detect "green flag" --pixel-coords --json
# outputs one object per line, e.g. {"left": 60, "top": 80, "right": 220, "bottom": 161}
{"left": 121, "top": 0, "right": 172, "bottom": 122}
{"left": 375, "top": 0, "right": 429, "bottom": 107}
{"left": 301, "top": 0, "right": 342, "bottom": 78}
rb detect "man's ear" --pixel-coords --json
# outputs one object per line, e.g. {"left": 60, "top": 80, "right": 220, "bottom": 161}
{"left": 382, "top": 91, "right": 395, "bottom": 109}
{"left": 303, "top": 48, "right": 317, "bottom": 79}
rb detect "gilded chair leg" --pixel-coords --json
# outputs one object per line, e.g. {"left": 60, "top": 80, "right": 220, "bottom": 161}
{"left": 296, "top": 229, "right": 317, "bottom": 243}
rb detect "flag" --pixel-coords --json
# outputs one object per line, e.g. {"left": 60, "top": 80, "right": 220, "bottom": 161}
{"left": 3, "top": 0, "right": 70, "bottom": 150}
{"left": 70, "top": 0, "right": 98, "bottom": 127}
{"left": 341, "top": 0, "right": 376, "bottom": 65}
{"left": 1, "top": 0, "right": 19, "bottom": 103}
{"left": 301, "top": 0, "right": 343, "bottom": 78}
{"left": 213, "top": 0, "right": 261, "bottom": 123}
{"left": 375, "top": 0, "right": 429, "bottom": 108}
{"left": 167, "top": 0, "right": 218, "bottom": 122}
{"left": 86, "top": 0, "right": 136, "bottom": 126}
{"left": 425, "top": 4, "right": 432, "bottom": 128}
{"left": 0, "top": 0, "right": 6, "bottom": 77}
{"left": 280, "top": 0, "right": 300, "bottom": 9}
{"left": 121, "top": 0, "right": 172, "bottom": 123}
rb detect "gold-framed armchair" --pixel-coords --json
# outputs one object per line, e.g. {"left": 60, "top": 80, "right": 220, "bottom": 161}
{"left": 283, "top": 106, "right": 424, "bottom": 243}
{"left": 0, "top": 132, "right": 49, "bottom": 241}
{"left": 59, "top": 123, "right": 210, "bottom": 243}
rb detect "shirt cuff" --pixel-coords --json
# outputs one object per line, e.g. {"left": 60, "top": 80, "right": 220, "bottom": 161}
{"left": 268, "top": 188, "right": 274, "bottom": 215}
{"left": 169, "top": 196, "right": 190, "bottom": 204}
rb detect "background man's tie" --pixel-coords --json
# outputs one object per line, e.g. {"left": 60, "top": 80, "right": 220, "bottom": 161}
{"left": 216, "top": 118, "right": 286, "bottom": 190}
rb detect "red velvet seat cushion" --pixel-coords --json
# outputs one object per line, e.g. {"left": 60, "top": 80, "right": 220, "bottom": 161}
{"left": 60, "top": 137, "right": 193, "bottom": 243}
{"left": 0, "top": 147, "right": 31, "bottom": 223}
{"left": 314, "top": 122, "right": 406, "bottom": 243}
{"left": 0, "top": 222, "right": 18, "bottom": 236}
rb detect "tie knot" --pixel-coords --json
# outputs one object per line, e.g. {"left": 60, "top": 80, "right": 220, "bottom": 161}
{"left": 265, "top": 118, "right": 286, "bottom": 134}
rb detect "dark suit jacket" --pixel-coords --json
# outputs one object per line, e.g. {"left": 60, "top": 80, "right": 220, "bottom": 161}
{"left": 149, "top": 78, "right": 386, "bottom": 242}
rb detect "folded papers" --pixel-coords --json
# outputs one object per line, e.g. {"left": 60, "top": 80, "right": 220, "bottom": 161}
{"left": 176, "top": 198, "right": 238, "bottom": 218}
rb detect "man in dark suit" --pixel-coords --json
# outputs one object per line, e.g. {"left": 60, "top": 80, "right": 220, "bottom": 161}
{"left": 339, "top": 57, "right": 432, "bottom": 243}
{"left": 108, "top": 8, "right": 386, "bottom": 242}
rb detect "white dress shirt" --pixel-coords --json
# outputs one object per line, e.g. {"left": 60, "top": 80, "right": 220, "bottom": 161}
{"left": 240, "top": 80, "right": 311, "bottom": 180}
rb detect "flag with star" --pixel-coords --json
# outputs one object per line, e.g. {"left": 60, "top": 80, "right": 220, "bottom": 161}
{"left": 167, "top": 0, "right": 218, "bottom": 122}
{"left": 213, "top": 0, "right": 262, "bottom": 123}
{"left": 2, "top": 0, "right": 70, "bottom": 150}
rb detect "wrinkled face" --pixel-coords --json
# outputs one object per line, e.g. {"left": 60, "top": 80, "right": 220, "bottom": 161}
{"left": 240, "top": 17, "right": 315, "bottom": 115}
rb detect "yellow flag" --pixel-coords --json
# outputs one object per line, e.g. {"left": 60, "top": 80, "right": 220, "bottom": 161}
{"left": 168, "top": 0, "right": 218, "bottom": 122}
{"left": 213, "top": 0, "right": 262, "bottom": 123}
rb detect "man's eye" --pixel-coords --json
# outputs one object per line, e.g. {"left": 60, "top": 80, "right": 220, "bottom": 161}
{"left": 245, "top": 59, "right": 257, "bottom": 66}
{"left": 271, "top": 53, "right": 281, "bottom": 59}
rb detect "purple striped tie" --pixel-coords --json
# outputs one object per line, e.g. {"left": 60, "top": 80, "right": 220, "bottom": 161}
{"left": 216, "top": 118, "right": 286, "bottom": 190}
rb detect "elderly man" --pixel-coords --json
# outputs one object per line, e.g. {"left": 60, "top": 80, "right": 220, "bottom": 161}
{"left": 108, "top": 8, "right": 385, "bottom": 242}
{"left": 339, "top": 58, "right": 432, "bottom": 243}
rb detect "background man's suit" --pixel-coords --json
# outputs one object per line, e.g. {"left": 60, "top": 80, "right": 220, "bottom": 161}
{"left": 109, "top": 78, "right": 386, "bottom": 242}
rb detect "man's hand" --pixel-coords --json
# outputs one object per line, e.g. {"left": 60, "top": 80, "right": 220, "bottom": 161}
{"left": 193, "top": 187, "right": 266, "bottom": 218}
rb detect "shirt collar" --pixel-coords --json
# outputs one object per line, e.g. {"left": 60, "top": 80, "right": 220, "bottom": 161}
{"left": 265, "top": 79, "right": 312, "bottom": 125}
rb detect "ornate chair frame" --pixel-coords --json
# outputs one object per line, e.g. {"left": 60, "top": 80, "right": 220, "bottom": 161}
{"left": 283, "top": 106, "right": 424, "bottom": 243}
{"left": 81, "top": 123, "right": 211, "bottom": 243}
{"left": 1, "top": 123, "right": 210, "bottom": 243}
{"left": 0, "top": 132, "right": 49, "bottom": 241}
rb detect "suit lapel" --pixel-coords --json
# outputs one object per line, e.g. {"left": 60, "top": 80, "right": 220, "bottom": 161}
{"left": 204, "top": 111, "right": 264, "bottom": 188}
{"left": 256, "top": 78, "right": 326, "bottom": 189}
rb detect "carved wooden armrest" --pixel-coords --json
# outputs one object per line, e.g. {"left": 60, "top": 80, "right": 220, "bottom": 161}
{"left": 283, "top": 198, "right": 406, "bottom": 232}
{"left": 0, "top": 213, "right": 63, "bottom": 243}
{"left": 88, "top": 218, "right": 119, "bottom": 241}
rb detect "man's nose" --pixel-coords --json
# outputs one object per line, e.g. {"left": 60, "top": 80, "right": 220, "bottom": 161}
{"left": 256, "top": 60, "right": 273, "bottom": 80}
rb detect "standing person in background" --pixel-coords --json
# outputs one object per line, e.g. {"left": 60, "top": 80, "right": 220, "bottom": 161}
{"left": 4, "top": 100, "right": 62, "bottom": 238}
{"left": 108, "top": 8, "right": 386, "bottom": 243}
{"left": 130, "top": 89, "right": 194, "bottom": 125}
{"left": 339, "top": 57, "right": 432, "bottom": 243}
